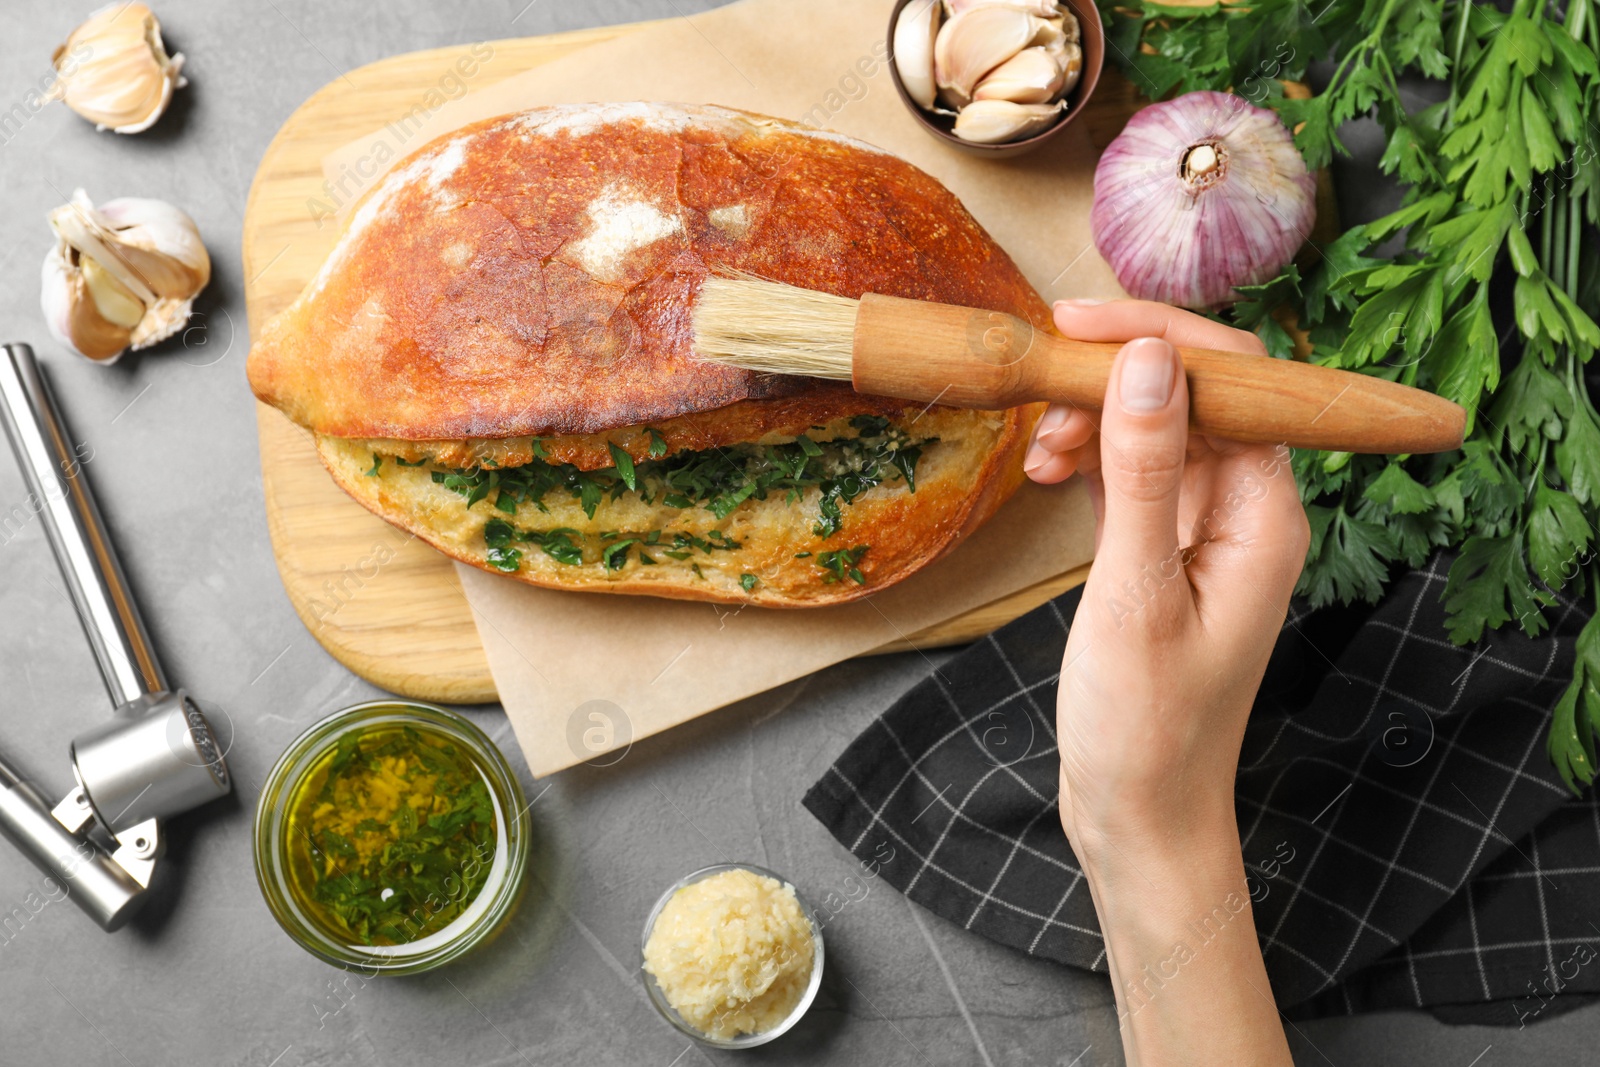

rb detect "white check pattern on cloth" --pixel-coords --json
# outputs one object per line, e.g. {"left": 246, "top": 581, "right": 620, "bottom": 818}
{"left": 803, "top": 554, "right": 1598, "bottom": 1020}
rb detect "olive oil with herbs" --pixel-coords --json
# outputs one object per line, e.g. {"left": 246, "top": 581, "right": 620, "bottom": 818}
{"left": 284, "top": 723, "right": 500, "bottom": 947}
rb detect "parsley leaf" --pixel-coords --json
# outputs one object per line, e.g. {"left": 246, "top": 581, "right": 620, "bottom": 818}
{"left": 1300, "top": 505, "right": 1395, "bottom": 606}
{"left": 1443, "top": 534, "right": 1553, "bottom": 643}
{"left": 816, "top": 545, "right": 869, "bottom": 585}
{"left": 483, "top": 519, "right": 522, "bottom": 572}
{"left": 607, "top": 442, "right": 638, "bottom": 491}
{"left": 1556, "top": 404, "right": 1600, "bottom": 506}
{"left": 1362, "top": 462, "right": 1436, "bottom": 515}
{"left": 534, "top": 528, "right": 583, "bottom": 566}
{"left": 1526, "top": 484, "right": 1592, "bottom": 587}
{"left": 601, "top": 538, "right": 640, "bottom": 571}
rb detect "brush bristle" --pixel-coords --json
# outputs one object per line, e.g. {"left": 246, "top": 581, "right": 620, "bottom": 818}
{"left": 691, "top": 276, "right": 859, "bottom": 379}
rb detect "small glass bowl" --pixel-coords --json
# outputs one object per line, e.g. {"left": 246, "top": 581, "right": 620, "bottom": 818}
{"left": 640, "top": 863, "right": 826, "bottom": 1049}
{"left": 254, "top": 700, "right": 530, "bottom": 975}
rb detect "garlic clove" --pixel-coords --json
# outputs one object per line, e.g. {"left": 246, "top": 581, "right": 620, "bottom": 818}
{"left": 951, "top": 99, "right": 1066, "bottom": 143}
{"left": 95, "top": 197, "right": 211, "bottom": 298}
{"left": 1056, "top": 7, "right": 1081, "bottom": 45}
{"left": 893, "top": 0, "right": 943, "bottom": 111}
{"left": 81, "top": 255, "right": 146, "bottom": 329}
{"left": 49, "top": 193, "right": 157, "bottom": 308}
{"left": 1050, "top": 39, "right": 1084, "bottom": 98}
{"left": 933, "top": 7, "right": 1043, "bottom": 107}
{"left": 944, "top": 0, "right": 1063, "bottom": 15}
{"left": 937, "top": 83, "right": 972, "bottom": 111}
{"left": 42, "top": 245, "right": 134, "bottom": 363}
{"left": 972, "top": 46, "right": 1068, "bottom": 104}
{"left": 1031, "top": 13, "right": 1069, "bottom": 50}
{"left": 40, "top": 189, "right": 210, "bottom": 363}
{"left": 50, "top": 3, "right": 186, "bottom": 134}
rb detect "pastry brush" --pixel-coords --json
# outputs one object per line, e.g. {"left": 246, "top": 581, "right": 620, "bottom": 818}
{"left": 691, "top": 277, "right": 1467, "bottom": 454}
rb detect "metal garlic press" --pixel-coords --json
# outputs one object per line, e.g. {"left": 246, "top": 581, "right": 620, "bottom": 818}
{"left": 0, "top": 343, "right": 231, "bottom": 930}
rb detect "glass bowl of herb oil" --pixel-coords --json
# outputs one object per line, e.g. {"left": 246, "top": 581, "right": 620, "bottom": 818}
{"left": 254, "top": 701, "right": 530, "bottom": 974}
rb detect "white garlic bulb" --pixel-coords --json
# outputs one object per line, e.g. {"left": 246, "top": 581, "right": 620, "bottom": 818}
{"left": 49, "top": 3, "right": 187, "bottom": 134}
{"left": 894, "top": 0, "right": 1082, "bottom": 144}
{"left": 1090, "top": 92, "right": 1316, "bottom": 309}
{"left": 41, "top": 190, "right": 210, "bottom": 364}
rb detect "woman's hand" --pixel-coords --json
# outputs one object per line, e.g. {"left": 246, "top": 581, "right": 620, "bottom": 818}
{"left": 1028, "top": 298, "right": 1309, "bottom": 856}
{"left": 1026, "top": 299, "right": 1308, "bottom": 1066}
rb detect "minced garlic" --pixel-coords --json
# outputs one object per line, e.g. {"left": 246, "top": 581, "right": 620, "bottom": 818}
{"left": 643, "top": 868, "right": 815, "bottom": 1040}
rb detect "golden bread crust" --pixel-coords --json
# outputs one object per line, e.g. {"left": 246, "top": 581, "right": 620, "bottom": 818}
{"left": 247, "top": 103, "right": 1051, "bottom": 441}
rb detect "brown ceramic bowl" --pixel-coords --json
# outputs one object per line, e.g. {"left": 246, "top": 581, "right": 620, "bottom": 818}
{"left": 887, "top": 0, "right": 1105, "bottom": 160}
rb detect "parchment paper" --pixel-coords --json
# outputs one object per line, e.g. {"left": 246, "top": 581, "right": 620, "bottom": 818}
{"left": 324, "top": 0, "right": 1123, "bottom": 775}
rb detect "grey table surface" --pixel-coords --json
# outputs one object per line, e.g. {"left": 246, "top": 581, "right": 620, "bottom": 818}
{"left": 0, "top": 2, "right": 1592, "bottom": 1064}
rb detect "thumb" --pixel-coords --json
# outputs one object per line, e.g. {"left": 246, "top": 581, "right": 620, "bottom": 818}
{"left": 1094, "top": 337, "right": 1188, "bottom": 575}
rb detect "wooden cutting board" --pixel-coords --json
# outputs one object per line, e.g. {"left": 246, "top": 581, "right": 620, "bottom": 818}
{"left": 244, "top": 21, "right": 1179, "bottom": 705}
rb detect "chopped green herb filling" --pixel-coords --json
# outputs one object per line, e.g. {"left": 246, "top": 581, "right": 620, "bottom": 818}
{"left": 483, "top": 519, "right": 523, "bottom": 572}
{"left": 816, "top": 545, "right": 869, "bottom": 585}
{"left": 432, "top": 416, "right": 930, "bottom": 540}
{"left": 480, "top": 524, "right": 741, "bottom": 573}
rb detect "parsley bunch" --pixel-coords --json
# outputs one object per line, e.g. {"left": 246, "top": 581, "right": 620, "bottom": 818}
{"left": 1100, "top": 0, "right": 1600, "bottom": 787}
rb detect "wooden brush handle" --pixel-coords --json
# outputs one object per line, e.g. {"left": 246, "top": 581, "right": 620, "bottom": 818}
{"left": 852, "top": 294, "right": 1466, "bottom": 454}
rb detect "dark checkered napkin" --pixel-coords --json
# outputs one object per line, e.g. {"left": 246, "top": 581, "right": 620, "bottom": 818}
{"left": 803, "top": 555, "right": 1600, "bottom": 1019}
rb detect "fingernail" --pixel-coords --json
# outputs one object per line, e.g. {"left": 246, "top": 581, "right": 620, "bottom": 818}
{"left": 1035, "top": 405, "right": 1073, "bottom": 435}
{"left": 1038, "top": 425, "right": 1080, "bottom": 450}
{"left": 1118, "top": 337, "right": 1176, "bottom": 413}
{"left": 1055, "top": 297, "right": 1106, "bottom": 308}
{"left": 1024, "top": 442, "right": 1052, "bottom": 473}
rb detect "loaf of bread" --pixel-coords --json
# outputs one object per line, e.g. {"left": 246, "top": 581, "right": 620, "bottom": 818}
{"left": 248, "top": 103, "right": 1048, "bottom": 607}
